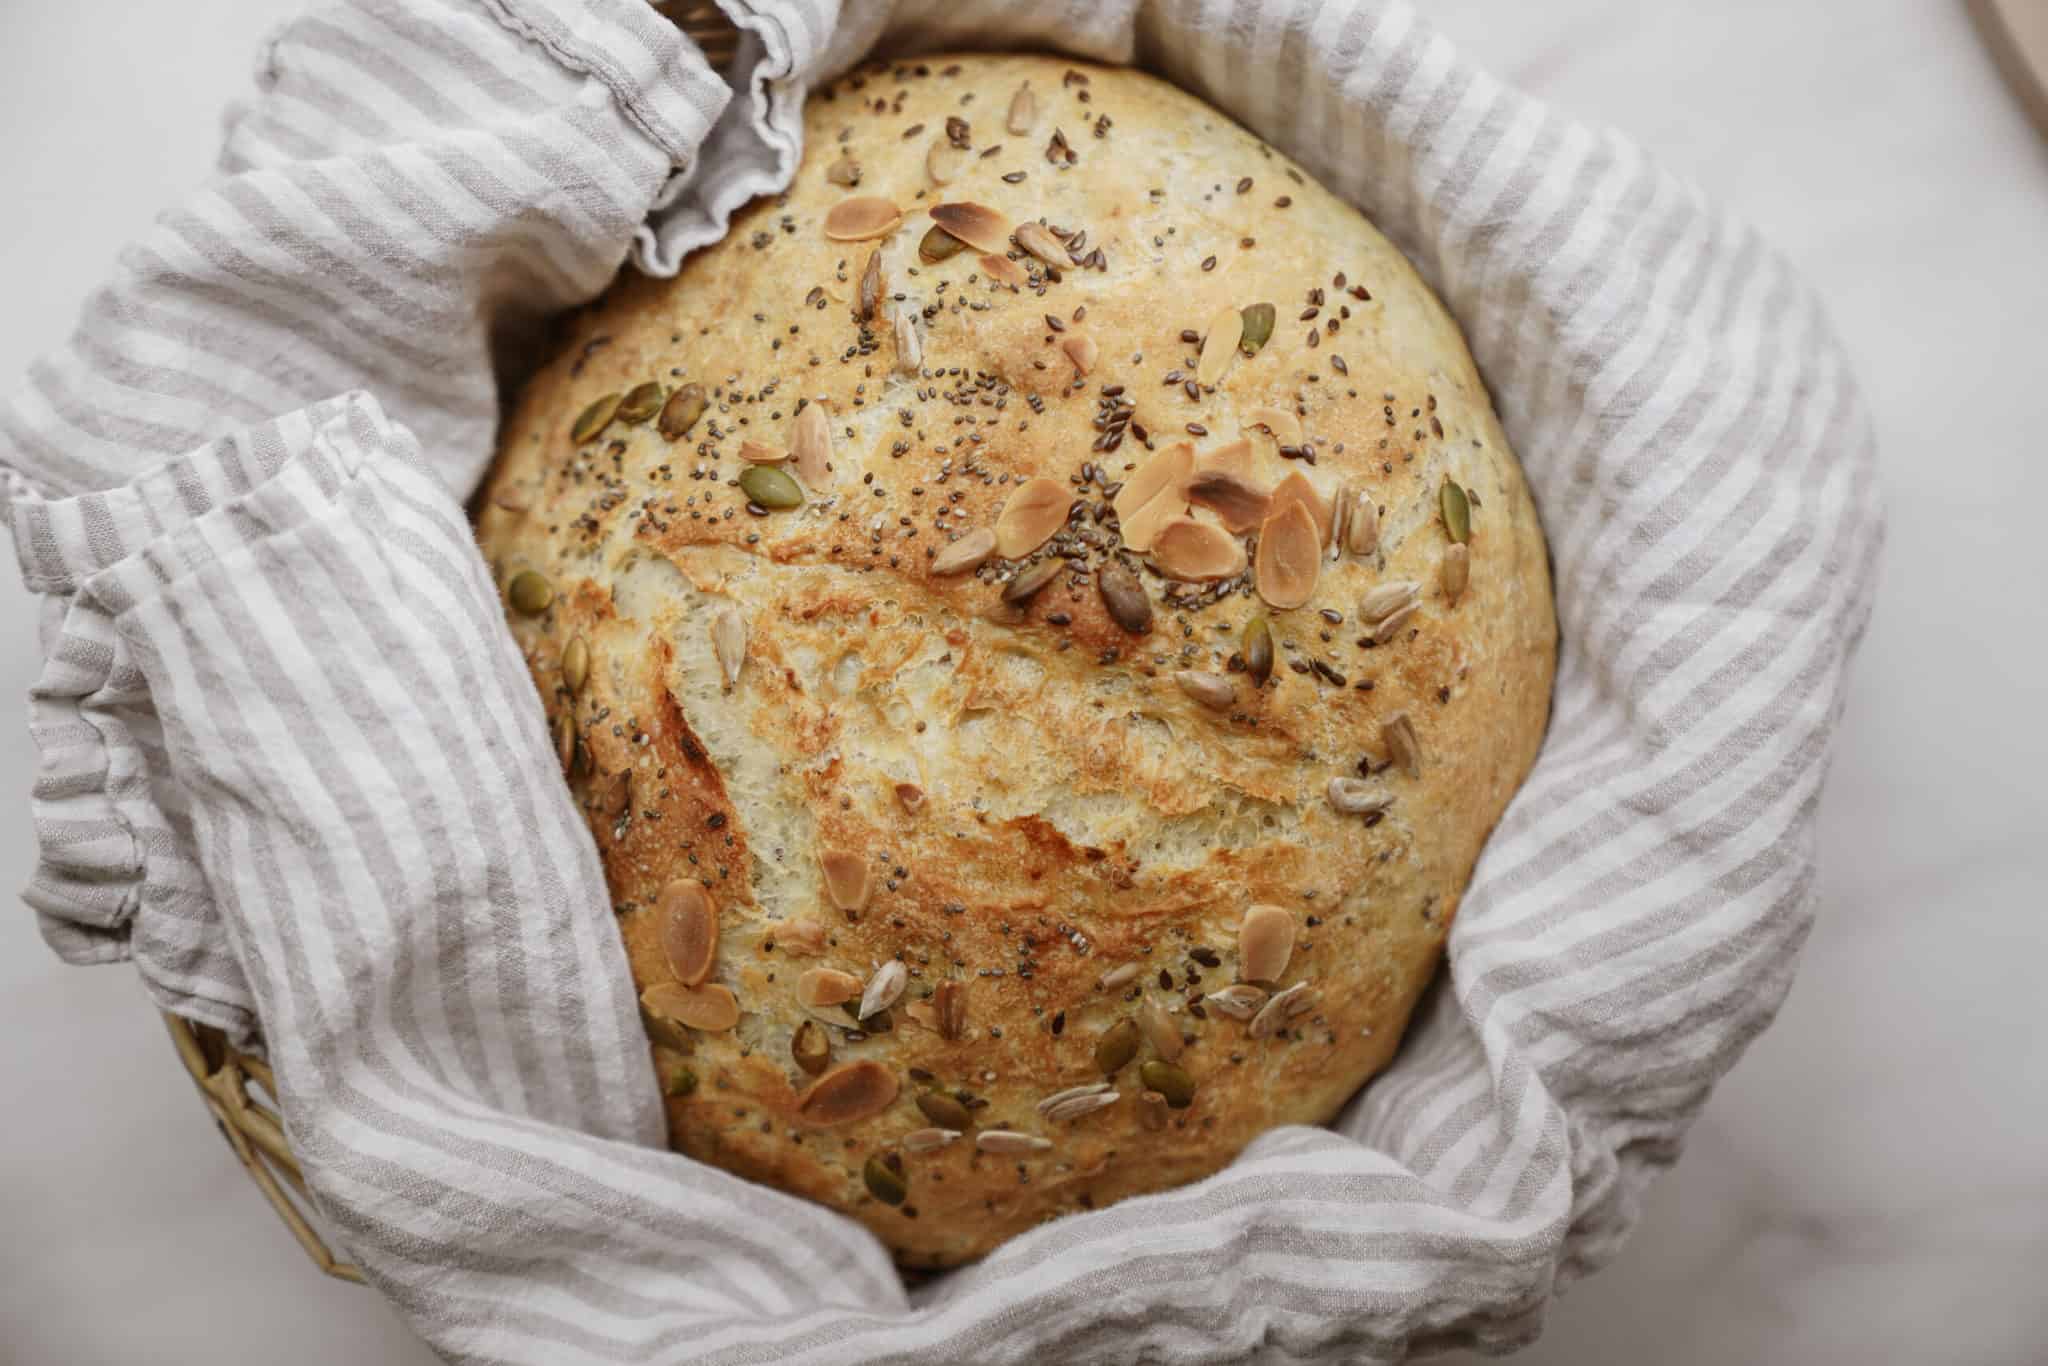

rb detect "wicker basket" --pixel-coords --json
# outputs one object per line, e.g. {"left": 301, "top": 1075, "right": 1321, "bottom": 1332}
{"left": 167, "top": 0, "right": 741, "bottom": 1285}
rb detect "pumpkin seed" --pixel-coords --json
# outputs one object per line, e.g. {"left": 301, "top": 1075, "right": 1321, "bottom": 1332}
{"left": 739, "top": 464, "right": 803, "bottom": 510}
{"left": 712, "top": 607, "right": 746, "bottom": 689}
{"left": 561, "top": 635, "right": 590, "bottom": 694}
{"left": 1097, "top": 561, "right": 1153, "bottom": 634}
{"left": 823, "top": 196, "right": 903, "bottom": 241}
{"left": 657, "top": 382, "right": 708, "bottom": 440}
{"left": 1094, "top": 1017, "right": 1141, "bottom": 1074}
{"left": 1197, "top": 305, "right": 1243, "bottom": 387}
{"left": 1186, "top": 470, "right": 1270, "bottom": 534}
{"left": 901, "top": 1126, "right": 960, "bottom": 1153}
{"left": 656, "top": 1052, "right": 697, "bottom": 1098}
{"left": 1253, "top": 502, "right": 1321, "bottom": 609}
{"left": 928, "top": 202, "right": 1011, "bottom": 255}
{"left": 1001, "top": 557, "right": 1063, "bottom": 604}
{"left": 916, "top": 1089, "right": 972, "bottom": 1130}
{"left": 821, "top": 850, "right": 872, "bottom": 911}
{"left": 797, "top": 1060, "right": 899, "bottom": 1126}
{"left": 1138, "top": 998, "right": 1185, "bottom": 1061}
{"left": 1243, "top": 615, "right": 1274, "bottom": 685}
{"left": 1238, "top": 905, "right": 1296, "bottom": 984}
{"left": 859, "top": 960, "right": 908, "bottom": 1020}
{"left": 1139, "top": 1059, "right": 1196, "bottom": 1108}
{"left": 1203, "top": 984, "right": 1266, "bottom": 1020}
{"left": 553, "top": 711, "right": 577, "bottom": 773}
{"left": 934, "top": 980, "right": 967, "bottom": 1040}
{"left": 931, "top": 526, "right": 997, "bottom": 576}
{"left": 1006, "top": 82, "right": 1037, "bottom": 135}
{"left": 1442, "top": 542, "right": 1470, "bottom": 604}
{"left": 1326, "top": 778, "right": 1392, "bottom": 817}
{"left": 660, "top": 880, "right": 717, "bottom": 986}
{"left": 862, "top": 1153, "right": 907, "bottom": 1205}
{"left": 975, "top": 1130, "right": 1052, "bottom": 1155}
{"left": 616, "top": 381, "right": 664, "bottom": 426}
{"left": 920, "top": 224, "right": 966, "bottom": 263}
{"left": 1440, "top": 477, "right": 1471, "bottom": 543}
{"left": 1151, "top": 517, "right": 1247, "bottom": 581}
{"left": 1238, "top": 302, "right": 1276, "bottom": 356}
{"left": 571, "top": 393, "right": 622, "bottom": 444}
{"left": 1382, "top": 712, "right": 1422, "bottom": 778}
{"left": 1174, "top": 671, "right": 1235, "bottom": 711}
{"left": 508, "top": 570, "right": 553, "bottom": 615}
{"left": 792, "top": 1019, "right": 832, "bottom": 1075}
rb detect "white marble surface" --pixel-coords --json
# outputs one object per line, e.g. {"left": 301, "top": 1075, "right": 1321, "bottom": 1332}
{"left": 2, "top": 3, "right": 2043, "bottom": 1363}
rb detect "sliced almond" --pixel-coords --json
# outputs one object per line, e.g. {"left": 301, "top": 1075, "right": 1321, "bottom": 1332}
{"left": 821, "top": 850, "right": 872, "bottom": 911}
{"left": 823, "top": 196, "right": 902, "bottom": 241}
{"left": 640, "top": 981, "right": 739, "bottom": 1032}
{"left": 1060, "top": 332, "right": 1099, "bottom": 377}
{"left": 796, "top": 967, "right": 863, "bottom": 1010}
{"left": 796, "top": 1060, "right": 900, "bottom": 1126}
{"left": 1269, "top": 470, "right": 1332, "bottom": 544}
{"left": 825, "top": 154, "right": 861, "bottom": 188}
{"left": 1197, "top": 305, "right": 1244, "bottom": 387}
{"left": 739, "top": 440, "right": 784, "bottom": 465}
{"left": 894, "top": 782, "right": 926, "bottom": 814}
{"left": 1346, "top": 490, "right": 1381, "bottom": 556}
{"left": 1196, "top": 438, "right": 1256, "bottom": 484}
{"left": 893, "top": 310, "right": 922, "bottom": 375}
{"left": 928, "top": 202, "right": 1010, "bottom": 255}
{"left": 778, "top": 918, "right": 829, "bottom": 956}
{"left": 1151, "top": 517, "right": 1248, "bottom": 581}
{"left": 1111, "top": 442, "right": 1193, "bottom": 555}
{"left": 980, "top": 253, "right": 1028, "bottom": 288}
{"left": 1186, "top": 470, "right": 1270, "bottom": 534}
{"left": 994, "top": 477, "right": 1074, "bottom": 558}
{"left": 1138, "top": 998, "right": 1185, "bottom": 1061}
{"left": 1119, "top": 488, "right": 1187, "bottom": 556}
{"left": 1173, "top": 670, "right": 1234, "bottom": 710}
{"left": 1383, "top": 712, "right": 1422, "bottom": 778}
{"left": 791, "top": 404, "right": 832, "bottom": 486}
{"left": 1013, "top": 220, "right": 1065, "bottom": 266}
{"left": 926, "top": 139, "right": 968, "bottom": 186}
{"left": 1441, "top": 543, "right": 1470, "bottom": 604}
{"left": 930, "top": 526, "right": 997, "bottom": 576}
{"left": 1246, "top": 406, "right": 1303, "bottom": 447}
{"left": 1254, "top": 501, "right": 1321, "bottom": 609}
{"left": 1238, "top": 905, "right": 1296, "bottom": 984}
{"left": 1006, "top": 82, "right": 1037, "bottom": 135}
{"left": 711, "top": 607, "right": 746, "bottom": 689}
{"left": 660, "top": 880, "right": 717, "bottom": 987}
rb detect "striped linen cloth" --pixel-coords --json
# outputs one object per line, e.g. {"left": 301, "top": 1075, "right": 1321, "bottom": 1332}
{"left": 2, "top": 1, "right": 1882, "bottom": 1362}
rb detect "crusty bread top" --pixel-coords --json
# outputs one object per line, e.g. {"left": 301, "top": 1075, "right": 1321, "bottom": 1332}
{"left": 476, "top": 51, "right": 1555, "bottom": 1268}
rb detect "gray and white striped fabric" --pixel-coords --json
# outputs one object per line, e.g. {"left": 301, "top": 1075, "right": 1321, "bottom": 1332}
{"left": 2, "top": 1, "right": 1882, "bottom": 1362}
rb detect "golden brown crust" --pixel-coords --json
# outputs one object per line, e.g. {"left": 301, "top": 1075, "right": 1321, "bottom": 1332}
{"left": 476, "top": 53, "right": 1556, "bottom": 1268}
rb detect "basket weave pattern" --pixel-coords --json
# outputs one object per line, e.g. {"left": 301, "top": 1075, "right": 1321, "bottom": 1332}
{"left": 167, "top": 1, "right": 740, "bottom": 1284}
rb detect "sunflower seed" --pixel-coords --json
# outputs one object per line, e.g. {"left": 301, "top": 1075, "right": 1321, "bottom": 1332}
{"left": 825, "top": 154, "right": 862, "bottom": 187}
{"left": 1006, "top": 82, "right": 1037, "bottom": 135}
{"left": 1138, "top": 998, "right": 1185, "bottom": 1061}
{"left": 1001, "top": 557, "right": 1063, "bottom": 604}
{"left": 1138, "top": 1091, "right": 1169, "bottom": 1130}
{"left": 660, "top": 880, "right": 717, "bottom": 986}
{"left": 1345, "top": 491, "right": 1380, "bottom": 556}
{"left": 561, "top": 635, "right": 590, "bottom": 694}
{"left": 926, "top": 138, "right": 968, "bottom": 186}
{"left": 1442, "top": 543, "right": 1470, "bottom": 604}
{"left": 1382, "top": 713, "right": 1422, "bottom": 778}
{"left": 1242, "top": 615, "right": 1274, "bottom": 686}
{"left": 858, "top": 249, "right": 885, "bottom": 322}
{"left": 1440, "top": 477, "right": 1471, "bottom": 543}
{"left": 1203, "top": 984, "right": 1266, "bottom": 1020}
{"left": 1036, "top": 1082, "right": 1113, "bottom": 1118}
{"left": 823, "top": 196, "right": 902, "bottom": 241}
{"left": 797, "top": 1060, "right": 899, "bottom": 1125}
{"left": 1238, "top": 302, "right": 1276, "bottom": 356}
{"left": 1097, "top": 963, "right": 1142, "bottom": 992}
{"left": 1197, "top": 305, "right": 1243, "bottom": 387}
{"left": 1174, "top": 670, "right": 1234, "bottom": 710}
{"left": 916, "top": 1089, "right": 972, "bottom": 1129}
{"left": 791, "top": 1019, "right": 831, "bottom": 1074}
{"left": 1359, "top": 581, "right": 1420, "bottom": 625}
{"left": 859, "top": 960, "right": 908, "bottom": 1020}
{"left": 934, "top": 980, "right": 967, "bottom": 1040}
{"left": 1238, "top": 905, "right": 1296, "bottom": 983}
{"left": 657, "top": 383, "right": 708, "bottom": 440}
{"left": 975, "top": 1130, "right": 1052, "bottom": 1155}
{"left": 1138, "top": 1059, "right": 1195, "bottom": 1108}
{"left": 931, "top": 526, "right": 997, "bottom": 576}
{"left": 571, "top": 393, "right": 622, "bottom": 444}
{"left": 894, "top": 309, "right": 922, "bottom": 375}
{"left": 710, "top": 607, "right": 746, "bottom": 689}
{"left": 1043, "top": 1089, "right": 1121, "bottom": 1123}
{"left": 863, "top": 1153, "right": 907, "bottom": 1205}
{"left": 508, "top": 570, "right": 553, "bottom": 615}
{"left": 738, "top": 464, "right": 803, "bottom": 509}
{"left": 792, "top": 402, "right": 833, "bottom": 486}
{"left": 1326, "top": 778, "right": 1392, "bottom": 817}
{"left": 1249, "top": 982, "right": 1314, "bottom": 1039}
{"left": 1094, "top": 1017, "right": 1141, "bottom": 1074}
{"left": 1097, "top": 561, "right": 1153, "bottom": 633}
{"left": 901, "top": 1126, "right": 960, "bottom": 1153}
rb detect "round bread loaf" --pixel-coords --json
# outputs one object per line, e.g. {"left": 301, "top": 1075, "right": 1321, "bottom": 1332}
{"left": 477, "top": 52, "right": 1555, "bottom": 1268}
